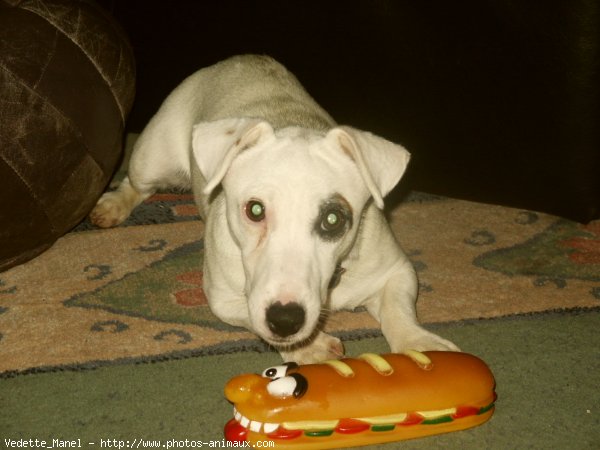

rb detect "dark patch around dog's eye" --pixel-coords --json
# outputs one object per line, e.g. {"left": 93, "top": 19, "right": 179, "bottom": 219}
{"left": 314, "top": 195, "right": 353, "bottom": 242}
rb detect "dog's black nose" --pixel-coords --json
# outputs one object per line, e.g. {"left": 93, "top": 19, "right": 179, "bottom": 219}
{"left": 266, "top": 302, "right": 305, "bottom": 338}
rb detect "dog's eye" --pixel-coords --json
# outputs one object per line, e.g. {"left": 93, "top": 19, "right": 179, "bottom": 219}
{"left": 314, "top": 200, "right": 352, "bottom": 242}
{"left": 322, "top": 210, "right": 344, "bottom": 231}
{"left": 320, "top": 208, "right": 348, "bottom": 236}
{"left": 245, "top": 200, "right": 265, "bottom": 222}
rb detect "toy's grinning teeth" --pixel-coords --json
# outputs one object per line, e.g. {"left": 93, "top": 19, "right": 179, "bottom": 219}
{"left": 234, "top": 407, "right": 279, "bottom": 434}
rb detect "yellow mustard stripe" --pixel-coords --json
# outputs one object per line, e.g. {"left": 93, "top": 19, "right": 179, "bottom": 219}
{"left": 416, "top": 407, "right": 457, "bottom": 418}
{"left": 282, "top": 419, "right": 339, "bottom": 431}
{"left": 323, "top": 359, "right": 355, "bottom": 377}
{"left": 358, "top": 353, "right": 394, "bottom": 375}
{"left": 404, "top": 349, "right": 433, "bottom": 370}
{"left": 281, "top": 407, "right": 460, "bottom": 430}
{"left": 355, "top": 413, "right": 408, "bottom": 425}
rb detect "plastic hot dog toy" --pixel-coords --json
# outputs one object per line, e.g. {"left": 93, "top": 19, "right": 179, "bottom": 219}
{"left": 224, "top": 351, "right": 496, "bottom": 449}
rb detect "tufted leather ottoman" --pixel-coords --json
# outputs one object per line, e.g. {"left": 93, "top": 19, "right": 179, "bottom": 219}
{"left": 0, "top": 0, "right": 135, "bottom": 271}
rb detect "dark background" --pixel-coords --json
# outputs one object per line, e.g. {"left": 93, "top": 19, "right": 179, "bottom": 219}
{"left": 98, "top": 0, "right": 599, "bottom": 222}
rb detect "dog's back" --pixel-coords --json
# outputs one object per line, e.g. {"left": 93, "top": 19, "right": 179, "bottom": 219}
{"left": 169, "top": 55, "right": 336, "bottom": 132}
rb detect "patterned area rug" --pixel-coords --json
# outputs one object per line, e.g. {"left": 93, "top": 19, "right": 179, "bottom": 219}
{"left": 1, "top": 186, "right": 599, "bottom": 377}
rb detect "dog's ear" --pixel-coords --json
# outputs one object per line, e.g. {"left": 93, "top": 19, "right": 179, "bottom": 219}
{"left": 327, "top": 126, "right": 411, "bottom": 209}
{"left": 192, "top": 118, "right": 274, "bottom": 195}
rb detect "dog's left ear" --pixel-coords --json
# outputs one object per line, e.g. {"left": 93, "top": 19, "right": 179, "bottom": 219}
{"left": 192, "top": 118, "right": 274, "bottom": 195}
{"left": 327, "top": 126, "right": 411, "bottom": 209}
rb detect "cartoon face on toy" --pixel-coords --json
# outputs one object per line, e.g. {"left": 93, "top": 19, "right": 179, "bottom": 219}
{"left": 260, "top": 362, "right": 308, "bottom": 400}
{"left": 224, "top": 352, "right": 496, "bottom": 448}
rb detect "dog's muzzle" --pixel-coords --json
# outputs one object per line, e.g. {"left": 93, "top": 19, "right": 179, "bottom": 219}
{"left": 266, "top": 301, "right": 306, "bottom": 338}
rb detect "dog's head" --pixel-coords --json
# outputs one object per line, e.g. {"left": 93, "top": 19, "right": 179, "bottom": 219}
{"left": 192, "top": 118, "right": 410, "bottom": 348}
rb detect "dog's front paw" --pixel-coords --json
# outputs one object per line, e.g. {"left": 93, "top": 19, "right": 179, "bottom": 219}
{"left": 392, "top": 329, "right": 460, "bottom": 353}
{"left": 279, "top": 332, "right": 345, "bottom": 364}
{"left": 89, "top": 192, "right": 133, "bottom": 228}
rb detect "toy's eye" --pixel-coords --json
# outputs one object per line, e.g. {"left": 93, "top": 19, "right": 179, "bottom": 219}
{"left": 266, "top": 373, "right": 308, "bottom": 399}
{"left": 261, "top": 362, "right": 299, "bottom": 380}
{"left": 245, "top": 200, "right": 265, "bottom": 222}
{"left": 261, "top": 365, "right": 289, "bottom": 380}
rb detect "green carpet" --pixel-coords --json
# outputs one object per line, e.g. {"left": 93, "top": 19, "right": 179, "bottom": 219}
{"left": 1, "top": 309, "right": 598, "bottom": 449}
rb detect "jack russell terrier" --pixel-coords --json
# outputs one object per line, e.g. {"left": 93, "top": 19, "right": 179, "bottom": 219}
{"left": 90, "top": 55, "right": 458, "bottom": 363}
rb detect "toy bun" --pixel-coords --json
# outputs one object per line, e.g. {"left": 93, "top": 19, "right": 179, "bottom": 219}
{"left": 224, "top": 351, "right": 496, "bottom": 449}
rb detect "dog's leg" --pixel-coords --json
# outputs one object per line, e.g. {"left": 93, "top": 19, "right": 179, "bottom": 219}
{"left": 367, "top": 263, "right": 460, "bottom": 353}
{"left": 89, "top": 175, "right": 149, "bottom": 228}
{"left": 278, "top": 331, "right": 345, "bottom": 365}
{"left": 90, "top": 120, "right": 191, "bottom": 228}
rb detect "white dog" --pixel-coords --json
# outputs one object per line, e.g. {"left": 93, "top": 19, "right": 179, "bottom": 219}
{"left": 90, "top": 55, "right": 458, "bottom": 363}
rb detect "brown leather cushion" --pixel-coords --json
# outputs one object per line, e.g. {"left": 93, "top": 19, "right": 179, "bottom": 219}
{"left": 0, "top": 0, "right": 135, "bottom": 271}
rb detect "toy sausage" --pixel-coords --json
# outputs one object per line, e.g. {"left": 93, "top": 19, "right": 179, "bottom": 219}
{"left": 224, "top": 351, "right": 496, "bottom": 449}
